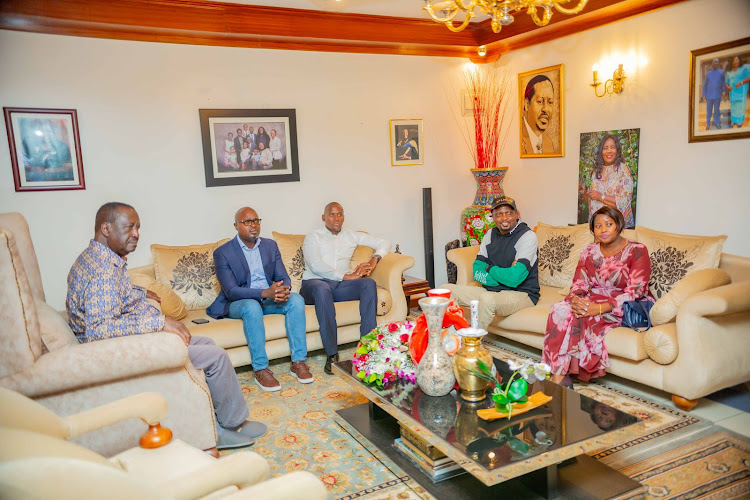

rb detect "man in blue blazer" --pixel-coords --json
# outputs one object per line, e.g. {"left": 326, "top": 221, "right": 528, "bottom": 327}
{"left": 207, "top": 207, "right": 313, "bottom": 391}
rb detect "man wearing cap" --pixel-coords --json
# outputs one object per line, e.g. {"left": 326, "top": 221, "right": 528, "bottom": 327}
{"left": 442, "top": 196, "right": 540, "bottom": 329}
{"left": 703, "top": 58, "right": 725, "bottom": 130}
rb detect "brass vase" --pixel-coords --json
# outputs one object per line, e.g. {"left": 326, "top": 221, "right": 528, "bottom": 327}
{"left": 453, "top": 328, "right": 493, "bottom": 401}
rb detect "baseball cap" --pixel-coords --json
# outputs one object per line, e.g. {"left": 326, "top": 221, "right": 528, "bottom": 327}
{"left": 490, "top": 195, "right": 517, "bottom": 211}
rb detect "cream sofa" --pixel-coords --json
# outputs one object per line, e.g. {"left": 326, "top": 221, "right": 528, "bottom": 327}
{"left": 447, "top": 225, "right": 750, "bottom": 411}
{"left": 0, "top": 213, "right": 217, "bottom": 456}
{"left": 129, "top": 235, "right": 415, "bottom": 368}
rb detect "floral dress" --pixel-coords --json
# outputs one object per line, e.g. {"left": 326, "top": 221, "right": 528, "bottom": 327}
{"left": 542, "top": 240, "right": 653, "bottom": 381}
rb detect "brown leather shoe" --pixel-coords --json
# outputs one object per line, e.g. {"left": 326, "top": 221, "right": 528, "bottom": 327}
{"left": 254, "top": 368, "right": 281, "bottom": 392}
{"left": 290, "top": 361, "right": 314, "bottom": 384}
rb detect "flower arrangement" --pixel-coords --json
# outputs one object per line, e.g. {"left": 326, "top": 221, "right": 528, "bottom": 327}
{"left": 472, "top": 359, "right": 551, "bottom": 419}
{"left": 353, "top": 321, "right": 416, "bottom": 387}
{"left": 463, "top": 210, "right": 496, "bottom": 246}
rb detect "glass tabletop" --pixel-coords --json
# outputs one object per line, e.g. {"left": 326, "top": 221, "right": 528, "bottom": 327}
{"left": 334, "top": 359, "right": 639, "bottom": 477}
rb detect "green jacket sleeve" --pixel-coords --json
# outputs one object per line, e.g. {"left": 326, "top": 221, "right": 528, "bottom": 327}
{"left": 488, "top": 262, "right": 529, "bottom": 288}
{"left": 473, "top": 260, "right": 499, "bottom": 287}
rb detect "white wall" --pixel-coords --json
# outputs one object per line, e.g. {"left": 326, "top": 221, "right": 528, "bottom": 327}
{"left": 2, "top": 0, "right": 749, "bottom": 310}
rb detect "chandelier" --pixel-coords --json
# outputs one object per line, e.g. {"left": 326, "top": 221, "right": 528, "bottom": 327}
{"left": 423, "top": 0, "right": 589, "bottom": 33}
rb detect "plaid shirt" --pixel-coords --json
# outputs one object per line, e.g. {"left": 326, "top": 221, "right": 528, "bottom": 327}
{"left": 66, "top": 240, "right": 164, "bottom": 343}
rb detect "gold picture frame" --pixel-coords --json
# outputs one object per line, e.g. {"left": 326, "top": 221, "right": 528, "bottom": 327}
{"left": 390, "top": 119, "right": 424, "bottom": 166}
{"left": 518, "top": 64, "right": 564, "bottom": 158}
{"left": 688, "top": 37, "right": 750, "bottom": 143}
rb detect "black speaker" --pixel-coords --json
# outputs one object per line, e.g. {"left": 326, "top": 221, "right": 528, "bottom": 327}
{"left": 422, "top": 188, "right": 435, "bottom": 288}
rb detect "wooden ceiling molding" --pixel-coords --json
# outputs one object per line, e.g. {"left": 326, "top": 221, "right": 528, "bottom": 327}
{"left": 0, "top": 0, "right": 688, "bottom": 62}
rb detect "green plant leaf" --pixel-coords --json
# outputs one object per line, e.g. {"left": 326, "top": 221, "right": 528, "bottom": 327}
{"left": 476, "top": 359, "right": 491, "bottom": 375}
{"left": 507, "top": 378, "right": 528, "bottom": 402}
{"left": 508, "top": 437, "right": 529, "bottom": 454}
{"left": 356, "top": 371, "right": 366, "bottom": 379}
{"left": 356, "top": 347, "right": 369, "bottom": 354}
{"left": 517, "top": 396, "right": 528, "bottom": 404}
{"left": 492, "top": 393, "right": 509, "bottom": 405}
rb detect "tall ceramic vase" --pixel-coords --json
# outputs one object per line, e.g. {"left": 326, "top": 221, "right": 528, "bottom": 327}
{"left": 416, "top": 297, "right": 455, "bottom": 397}
{"left": 461, "top": 167, "right": 508, "bottom": 246}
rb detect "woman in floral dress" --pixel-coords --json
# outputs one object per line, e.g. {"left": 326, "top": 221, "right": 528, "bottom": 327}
{"left": 542, "top": 206, "right": 653, "bottom": 386}
{"left": 587, "top": 134, "right": 635, "bottom": 228}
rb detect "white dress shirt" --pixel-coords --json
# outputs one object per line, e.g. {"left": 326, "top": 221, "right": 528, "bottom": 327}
{"left": 269, "top": 136, "right": 283, "bottom": 160}
{"left": 302, "top": 227, "right": 391, "bottom": 281}
{"left": 523, "top": 117, "right": 543, "bottom": 154}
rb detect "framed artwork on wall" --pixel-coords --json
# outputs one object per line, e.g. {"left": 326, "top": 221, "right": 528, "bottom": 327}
{"left": 688, "top": 37, "right": 750, "bottom": 143}
{"left": 390, "top": 119, "right": 423, "bottom": 166}
{"left": 518, "top": 64, "right": 564, "bottom": 158}
{"left": 199, "top": 108, "right": 299, "bottom": 186}
{"left": 577, "top": 128, "right": 641, "bottom": 229}
{"left": 3, "top": 107, "right": 85, "bottom": 192}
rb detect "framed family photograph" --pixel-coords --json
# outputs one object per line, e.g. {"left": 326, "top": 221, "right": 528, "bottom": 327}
{"left": 518, "top": 64, "right": 564, "bottom": 158}
{"left": 199, "top": 108, "right": 299, "bottom": 186}
{"left": 390, "top": 119, "right": 423, "bottom": 166}
{"left": 577, "top": 128, "right": 641, "bottom": 229}
{"left": 689, "top": 37, "right": 750, "bottom": 143}
{"left": 3, "top": 107, "right": 85, "bottom": 192}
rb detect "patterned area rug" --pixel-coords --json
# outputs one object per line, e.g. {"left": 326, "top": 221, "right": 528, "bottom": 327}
{"left": 620, "top": 431, "right": 750, "bottom": 499}
{"left": 226, "top": 342, "right": 737, "bottom": 499}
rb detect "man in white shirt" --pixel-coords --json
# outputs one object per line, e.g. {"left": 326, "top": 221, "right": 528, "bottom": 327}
{"left": 269, "top": 129, "right": 283, "bottom": 168}
{"left": 301, "top": 202, "right": 391, "bottom": 374}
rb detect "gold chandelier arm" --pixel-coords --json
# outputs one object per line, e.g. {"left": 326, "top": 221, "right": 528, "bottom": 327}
{"left": 526, "top": 6, "right": 552, "bottom": 27}
{"left": 553, "top": 0, "right": 589, "bottom": 15}
{"left": 453, "top": 0, "right": 479, "bottom": 10}
{"left": 444, "top": 12, "right": 475, "bottom": 32}
{"left": 423, "top": 2, "right": 461, "bottom": 23}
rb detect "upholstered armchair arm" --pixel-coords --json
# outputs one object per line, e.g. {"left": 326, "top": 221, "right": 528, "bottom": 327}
{"left": 224, "top": 471, "right": 328, "bottom": 500}
{"left": 370, "top": 252, "right": 415, "bottom": 322}
{"left": 0, "top": 387, "right": 167, "bottom": 441}
{"left": 0, "top": 333, "right": 188, "bottom": 398}
{"left": 159, "top": 452, "right": 269, "bottom": 500}
{"left": 662, "top": 282, "right": 750, "bottom": 401}
{"left": 447, "top": 246, "right": 480, "bottom": 286}
{"left": 649, "top": 268, "right": 731, "bottom": 325}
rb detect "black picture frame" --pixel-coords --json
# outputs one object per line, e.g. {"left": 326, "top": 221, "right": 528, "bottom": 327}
{"left": 199, "top": 108, "right": 300, "bottom": 186}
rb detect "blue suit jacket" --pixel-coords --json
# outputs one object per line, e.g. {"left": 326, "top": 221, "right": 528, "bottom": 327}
{"left": 206, "top": 237, "right": 291, "bottom": 319}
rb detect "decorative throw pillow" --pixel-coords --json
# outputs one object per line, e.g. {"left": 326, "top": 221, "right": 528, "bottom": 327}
{"left": 536, "top": 223, "right": 593, "bottom": 288}
{"left": 272, "top": 232, "right": 306, "bottom": 293}
{"left": 129, "top": 272, "right": 187, "bottom": 320}
{"left": 635, "top": 226, "right": 727, "bottom": 299}
{"left": 151, "top": 240, "right": 229, "bottom": 311}
{"left": 349, "top": 243, "right": 375, "bottom": 273}
{"left": 35, "top": 300, "right": 79, "bottom": 352}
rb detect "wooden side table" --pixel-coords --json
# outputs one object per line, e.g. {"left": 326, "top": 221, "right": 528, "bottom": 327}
{"left": 401, "top": 275, "right": 431, "bottom": 310}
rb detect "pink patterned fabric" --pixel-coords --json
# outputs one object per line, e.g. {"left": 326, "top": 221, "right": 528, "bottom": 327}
{"left": 589, "top": 162, "right": 634, "bottom": 228}
{"left": 542, "top": 240, "right": 652, "bottom": 381}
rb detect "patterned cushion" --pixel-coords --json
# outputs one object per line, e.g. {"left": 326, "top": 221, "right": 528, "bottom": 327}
{"left": 151, "top": 240, "right": 229, "bottom": 311}
{"left": 129, "top": 273, "right": 187, "bottom": 320}
{"left": 536, "top": 223, "right": 592, "bottom": 288}
{"left": 273, "top": 232, "right": 306, "bottom": 293}
{"left": 635, "top": 226, "right": 727, "bottom": 299}
{"left": 35, "top": 301, "right": 78, "bottom": 352}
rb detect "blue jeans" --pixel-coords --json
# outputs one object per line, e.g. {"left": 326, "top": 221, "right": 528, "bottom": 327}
{"left": 227, "top": 293, "right": 307, "bottom": 371}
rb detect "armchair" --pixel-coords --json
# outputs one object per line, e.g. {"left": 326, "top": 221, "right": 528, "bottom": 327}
{"left": 0, "top": 213, "right": 216, "bottom": 456}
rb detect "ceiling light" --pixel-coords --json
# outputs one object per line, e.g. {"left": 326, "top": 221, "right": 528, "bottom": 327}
{"left": 424, "top": 0, "right": 589, "bottom": 33}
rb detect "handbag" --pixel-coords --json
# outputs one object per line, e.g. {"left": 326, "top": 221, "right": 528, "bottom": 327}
{"left": 621, "top": 299, "right": 654, "bottom": 332}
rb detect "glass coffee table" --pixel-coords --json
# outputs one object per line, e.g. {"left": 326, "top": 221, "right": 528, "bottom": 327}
{"left": 333, "top": 359, "right": 646, "bottom": 499}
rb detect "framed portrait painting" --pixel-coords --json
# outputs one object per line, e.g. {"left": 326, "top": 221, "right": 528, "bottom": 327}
{"left": 518, "top": 64, "right": 564, "bottom": 158}
{"left": 390, "top": 119, "right": 423, "bottom": 166}
{"left": 3, "top": 107, "right": 85, "bottom": 192}
{"left": 577, "top": 128, "right": 641, "bottom": 229}
{"left": 689, "top": 37, "right": 750, "bottom": 143}
{"left": 199, "top": 108, "right": 299, "bottom": 186}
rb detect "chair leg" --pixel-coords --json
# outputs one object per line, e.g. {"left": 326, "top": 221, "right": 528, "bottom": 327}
{"left": 672, "top": 395, "right": 698, "bottom": 412}
{"left": 204, "top": 447, "right": 220, "bottom": 458}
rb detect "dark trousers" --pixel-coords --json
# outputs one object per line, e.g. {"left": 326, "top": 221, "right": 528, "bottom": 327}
{"left": 706, "top": 98, "right": 721, "bottom": 128}
{"left": 300, "top": 278, "right": 377, "bottom": 356}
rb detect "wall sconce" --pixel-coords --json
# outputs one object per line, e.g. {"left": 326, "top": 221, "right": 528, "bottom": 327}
{"left": 591, "top": 64, "right": 626, "bottom": 97}
{"left": 477, "top": 45, "right": 487, "bottom": 57}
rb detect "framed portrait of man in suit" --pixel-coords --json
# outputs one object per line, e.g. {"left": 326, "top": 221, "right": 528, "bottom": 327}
{"left": 518, "top": 64, "right": 564, "bottom": 158}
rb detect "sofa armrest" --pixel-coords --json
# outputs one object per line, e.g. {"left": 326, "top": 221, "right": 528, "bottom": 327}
{"left": 447, "top": 246, "right": 480, "bottom": 286}
{"left": 370, "top": 252, "right": 415, "bottom": 322}
{"left": 128, "top": 264, "right": 156, "bottom": 280}
{"left": 662, "top": 281, "right": 750, "bottom": 400}
{"left": 650, "top": 268, "right": 731, "bottom": 325}
{"left": 224, "top": 471, "right": 327, "bottom": 500}
{"left": 0, "top": 333, "right": 189, "bottom": 398}
{"left": 64, "top": 392, "right": 169, "bottom": 439}
{"left": 159, "top": 451, "right": 269, "bottom": 499}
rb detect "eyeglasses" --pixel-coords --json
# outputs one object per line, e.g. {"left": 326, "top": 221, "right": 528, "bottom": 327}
{"left": 238, "top": 219, "right": 262, "bottom": 226}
